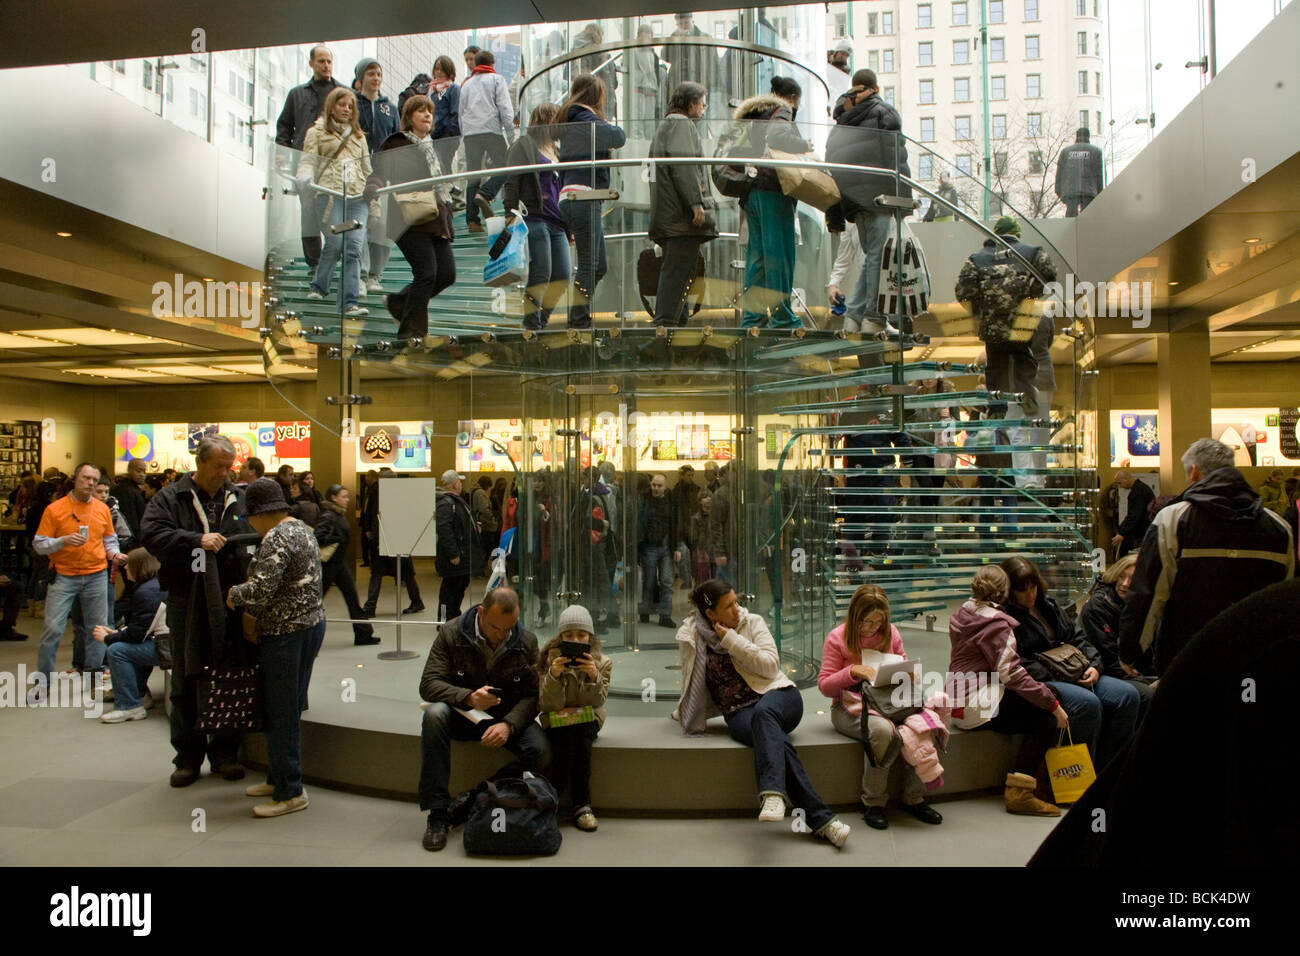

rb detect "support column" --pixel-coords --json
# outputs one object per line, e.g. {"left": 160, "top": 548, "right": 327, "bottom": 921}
{"left": 1156, "top": 323, "right": 1211, "bottom": 494}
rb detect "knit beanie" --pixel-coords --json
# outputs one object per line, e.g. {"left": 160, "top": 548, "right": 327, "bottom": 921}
{"left": 555, "top": 605, "right": 595, "bottom": 638}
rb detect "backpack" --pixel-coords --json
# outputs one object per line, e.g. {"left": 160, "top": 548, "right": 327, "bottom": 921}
{"left": 463, "top": 774, "right": 562, "bottom": 856}
{"left": 711, "top": 107, "right": 777, "bottom": 199}
{"left": 965, "top": 243, "right": 1044, "bottom": 345}
{"left": 397, "top": 74, "right": 431, "bottom": 114}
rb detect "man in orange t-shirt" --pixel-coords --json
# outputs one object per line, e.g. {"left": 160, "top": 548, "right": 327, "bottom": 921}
{"left": 32, "top": 462, "right": 125, "bottom": 692}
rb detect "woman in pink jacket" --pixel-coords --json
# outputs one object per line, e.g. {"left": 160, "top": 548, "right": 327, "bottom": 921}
{"left": 819, "top": 584, "right": 944, "bottom": 830}
{"left": 947, "top": 566, "right": 1067, "bottom": 816}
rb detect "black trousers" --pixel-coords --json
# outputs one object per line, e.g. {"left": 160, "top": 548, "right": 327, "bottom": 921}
{"left": 982, "top": 690, "right": 1059, "bottom": 776}
{"left": 365, "top": 557, "right": 421, "bottom": 610}
{"left": 653, "top": 236, "right": 706, "bottom": 327}
{"left": 389, "top": 232, "right": 456, "bottom": 340}
{"left": 546, "top": 721, "right": 599, "bottom": 810}
{"left": 166, "top": 597, "right": 241, "bottom": 771}
{"left": 322, "top": 559, "right": 374, "bottom": 642}
{"left": 438, "top": 574, "right": 471, "bottom": 620}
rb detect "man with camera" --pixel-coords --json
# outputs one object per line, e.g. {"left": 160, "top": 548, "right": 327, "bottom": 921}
{"left": 416, "top": 586, "right": 547, "bottom": 851}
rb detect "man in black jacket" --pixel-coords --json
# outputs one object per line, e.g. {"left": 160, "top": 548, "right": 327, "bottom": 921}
{"left": 112, "top": 458, "right": 148, "bottom": 545}
{"left": 139, "top": 435, "right": 253, "bottom": 788}
{"left": 435, "top": 469, "right": 479, "bottom": 620}
{"left": 1119, "top": 438, "right": 1294, "bottom": 677}
{"left": 275, "top": 45, "right": 344, "bottom": 270}
{"left": 1054, "top": 127, "right": 1104, "bottom": 217}
{"left": 417, "top": 587, "right": 546, "bottom": 850}
{"left": 825, "top": 69, "right": 911, "bottom": 336}
{"left": 1109, "top": 470, "right": 1153, "bottom": 557}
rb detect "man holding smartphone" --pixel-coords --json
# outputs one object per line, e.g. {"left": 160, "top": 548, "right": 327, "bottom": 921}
{"left": 416, "top": 586, "right": 548, "bottom": 851}
{"left": 31, "top": 462, "right": 124, "bottom": 696}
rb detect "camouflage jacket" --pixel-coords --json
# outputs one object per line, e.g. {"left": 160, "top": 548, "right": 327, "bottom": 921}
{"left": 955, "top": 239, "right": 1057, "bottom": 345}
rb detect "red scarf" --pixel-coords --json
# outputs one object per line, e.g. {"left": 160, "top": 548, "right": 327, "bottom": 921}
{"left": 465, "top": 64, "right": 498, "bottom": 83}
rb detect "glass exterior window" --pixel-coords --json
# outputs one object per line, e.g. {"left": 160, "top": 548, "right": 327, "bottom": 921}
{"left": 1080, "top": 109, "right": 1089, "bottom": 130}
{"left": 920, "top": 117, "right": 935, "bottom": 141}
{"left": 990, "top": 0, "right": 1005, "bottom": 24}
{"left": 919, "top": 42, "right": 933, "bottom": 66}
{"left": 954, "top": 1, "right": 969, "bottom": 26}
{"left": 1026, "top": 35, "right": 1039, "bottom": 59}
{"left": 953, "top": 40, "right": 969, "bottom": 64}
{"left": 956, "top": 153, "right": 972, "bottom": 173}
{"left": 883, "top": 86, "right": 895, "bottom": 105}
{"left": 992, "top": 114, "right": 1007, "bottom": 138}
{"left": 1029, "top": 150, "right": 1043, "bottom": 173}
{"left": 918, "top": 154, "right": 933, "bottom": 179}
{"left": 955, "top": 114, "right": 972, "bottom": 139}
{"left": 882, "top": 50, "right": 895, "bottom": 72}
{"left": 991, "top": 75, "right": 1005, "bottom": 100}
{"left": 994, "top": 151, "right": 1008, "bottom": 175}
{"left": 1078, "top": 32, "right": 1088, "bottom": 54}
{"left": 1079, "top": 71, "right": 1088, "bottom": 94}
{"left": 868, "top": 50, "right": 880, "bottom": 71}
{"left": 868, "top": 11, "right": 878, "bottom": 33}
{"left": 882, "top": 11, "right": 894, "bottom": 34}
{"left": 954, "top": 77, "right": 970, "bottom": 101}
{"left": 919, "top": 79, "right": 934, "bottom": 104}
{"left": 918, "top": 4, "right": 932, "bottom": 28}
{"left": 989, "top": 38, "right": 1004, "bottom": 61}
{"left": 1077, "top": 0, "right": 1087, "bottom": 15}
{"left": 1026, "top": 74, "right": 1041, "bottom": 98}
{"left": 1025, "top": 0, "right": 1038, "bottom": 20}
{"left": 1027, "top": 111, "right": 1042, "bottom": 136}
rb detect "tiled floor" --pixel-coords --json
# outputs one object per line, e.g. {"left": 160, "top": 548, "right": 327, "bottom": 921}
{"left": 0, "top": 600, "right": 1061, "bottom": 866}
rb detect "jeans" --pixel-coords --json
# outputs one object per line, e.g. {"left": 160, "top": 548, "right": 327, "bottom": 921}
{"left": 389, "top": 232, "right": 455, "bottom": 340}
{"left": 638, "top": 544, "right": 673, "bottom": 618}
{"left": 523, "top": 219, "right": 571, "bottom": 329}
{"left": 546, "top": 721, "right": 599, "bottom": 810}
{"left": 563, "top": 199, "right": 606, "bottom": 329}
{"left": 1046, "top": 677, "right": 1140, "bottom": 771}
{"left": 725, "top": 686, "right": 834, "bottom": 830}
{"left": 321, "top": 560, "right": 374, "bottom": 643}
{"left": 845, "top": 210, "right": 892, "bottom": 328}
{"left": 259, "top": 621, "right": 326, "bottom": 801}
{"left": 106, "top": 640, "right": 159, "bottom": 711}
{"left": 983, "top": 343, "right": 1038, "bottom": 475}
{"left": 418, "top": 701, "right": 550, "bottom": 813}
{"left": 741, "top": 190, "right": 798, "bottom": 327}
{"left": 463, "top": 132, "right": 508, "bottom": 222}
{"left": 38, "top": 570, "right": 108, "bottom": 681}
{"left": 1022, "top": 386, "right": 1053, "bottom": 488}
{"left": 831, "top": 705, "right": 927, "bottom": 807}
{"left": 166, "top": 596, "right": 242, "bottom": 772}
{"left": 298, "top": 188, "right": 322, "bottom": 269}
{"left": 70, "top": 574, "right": 115, "bottom": 670}
{"left": 653, "top": 236, "right": 706, "bottom": 327}
{"left": 311, "top": 194, "right": 367, "bottom": 309}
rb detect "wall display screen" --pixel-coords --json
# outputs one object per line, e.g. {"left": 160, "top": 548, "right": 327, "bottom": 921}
{"left": 355, "top": 421, "right": 432, "bottom": 472}
{"left": 115, "top": 421, "right": 313, "bottom": 474}
{"left": 1109, "top": 408, "right": 1300, "bottom": 468}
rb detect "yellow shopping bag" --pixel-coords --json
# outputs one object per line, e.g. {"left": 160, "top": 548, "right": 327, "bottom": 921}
{"left": 1045, "top": 728, "right": 1096, "bottom": 805}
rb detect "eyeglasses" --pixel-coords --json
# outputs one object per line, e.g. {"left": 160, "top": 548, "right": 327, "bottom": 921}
{"left": 858, "top": 615, "right": 885, "bottom": 632}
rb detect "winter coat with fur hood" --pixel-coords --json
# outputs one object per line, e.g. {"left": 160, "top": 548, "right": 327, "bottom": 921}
{"left": 732, "top": 94, "right": 810, "bottom": 193}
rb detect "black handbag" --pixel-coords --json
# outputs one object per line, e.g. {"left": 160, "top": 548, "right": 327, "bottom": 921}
{"left": 463, "top": 775, "right": 563, "bottom": 856}
{"left": 196, "top": 663, "right": 263, "bottom": 733}
{"left": 636, "top": 248, "right": 707, "bottom": 319}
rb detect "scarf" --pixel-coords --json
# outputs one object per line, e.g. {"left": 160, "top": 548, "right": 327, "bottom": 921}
{"left": 679, "top": 611, "right": 725, "bottom": 736}
{"left": 431, "top": 76, "right": 452, "bottom": 97}
{"left": 403, "top": 130, "right": 438, "bottom": 174}
{"left": 470, "top": 64, "right": 498, "bottom": 76}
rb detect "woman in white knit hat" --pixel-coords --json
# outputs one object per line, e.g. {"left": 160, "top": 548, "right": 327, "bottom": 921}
{"left": 535, "top": 604, "right": 612, "bottom": 831}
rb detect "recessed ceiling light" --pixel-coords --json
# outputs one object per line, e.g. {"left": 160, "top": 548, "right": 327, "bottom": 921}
{"left": 202, "top": 277, "right": 214, "bottom": 282}
{"left": 1243, "top": 237, "right": 1261, "bottom": 244}
{"left": 1168, "top": 281, "right": 1179, "bottom": 286}
{"left": 56, "top": 231, "right": 71, "bottom": 237}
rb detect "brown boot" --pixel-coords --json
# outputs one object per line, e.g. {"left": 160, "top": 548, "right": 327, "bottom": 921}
{"left": 1004, "top": 772, "right": 1060, "bottom": 816}
{"left": 32, "top": 600, "right": 44, "bottom": 620}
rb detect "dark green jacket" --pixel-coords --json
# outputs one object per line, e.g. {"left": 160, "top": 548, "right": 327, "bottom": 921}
{"left": 648, "top": 114, "right": 718, "bottom": 244}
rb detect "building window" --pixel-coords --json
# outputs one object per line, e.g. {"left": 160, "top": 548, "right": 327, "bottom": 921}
{"left": 955, "top": 115, "right": 972, "bottom": 139}
{"left": 1077, "top": 32, "right": 1087, "bottom": 55}
{"left": 954, "top": 39, "right": 970, "bottom": 64}
{"left": 989, "top": 0, "right": 1004, "bottom": 23}
{"left": 882, "top": 49, "right": 895, "bottom": 72}
{"left": 868, "top": 50, "right": 880, "bottom": 71}
{"left": 920, "top": 117, "right": 935, "bottom": 141}
{"left": 991, "top": 76, "right": 1006, "bottom": 100}
{"left": 227, "top": 112, "right": 236, "bottom": 138}
{"left": 919, "top": 154, "right": 934, "bottom": 179}
{"left": 1097, "top": 110, "right": 1103, "bottom": 132}
{"left": 189, "top": 87, "right": 199, "bottom": 115}
{"left": 1096, "top": 72, "right": 1102, "bottom": 95}
{"left": 883, "top": 87, "right": 896, "bottom": 106}
{"left": 953, "top": 1, "right": 969, "bottom": 26}
{"left": 918, "top": 4, "right": 932, "bottom": 28}
{"left": 868, "top": 12, "right": 878, "bottom": 34}
{"left": 1030, "top": 189, "right": 1043, "bottom": 211}
{"left": 1026, "top": 74, "right": 1041, "bottom": 98}
{"left": 1026, "top": 35, "right": 1040, "bottom": 59}
{"left": 1079, "top": 71, "right": 1089, "bottom": 93}
{"left": 1029, "top": 151, "right": 1044, "bottom": 174}
{"left": 166, "top": 74, "right": 174, "bottom": 103}
{"left": 1095, "top": 33, "right": 1101, "bottom": 55}
{"left": 1027, "top": 112, "right": 1042, "bottom": 136}
{"left": 1095, "top": 0, "right": 1100, "bottom": 15}
{"left": 989, "top": 38, "right": 1004, "bottom": 61}
{"left": 834, "top": 12, "right": 847, "bottom": 36}
{"left": 919, "top": 41, "right": 933, "bottom": 66}
{"left": 651, "top": 21, "right": 663, "bottom": 36}
{"left": 992, "top": 114, "right": 1007, "bottom": 138}
{"left": 1080, "top": 109, "right": 1089, "bottom": 130}
{"left": 1025, "top": 0, "right": 1039, "bottom": 20}
{"left": 994, "top": 151, "right": 1008, "bottom": 175}
{"left": 954, "top": 76, "right": 970, "bottom": 101}
{"left": 142, "top": 60, "right": 153, "bottom": 90}
{"left": 919, "top": 79, "right": 934, "bottom": 103}
{"left": 713, "top": 22, "right": 726, "bottom": 39}
{"left": 956, "top": 154, "right": 973, "bottom": 175}
{"left": 882, "top": 11, "right": 894, "bottom": 34}
{"left": 1077, "top": 0, "right": 1086, "bottom": 15}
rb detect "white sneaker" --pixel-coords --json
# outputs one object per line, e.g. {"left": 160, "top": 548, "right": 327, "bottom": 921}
{"left": 306, "top": 290, "right": 324, "bottom": 300}
{"left": 344, "top": 305, "right": 369, "bottom": 317}
{"left": 245, "top": 782, "right": 275, "bottom": 797}
{"left": 758, "top": 795, "right": 786, "bottom": 823}
{"left": 141, "top": 691, "right": 155, "bottom": 710}
{"left": 253, "top": 791, "right": 309, "bottom": 818}
{"left": 100, "top": 706, "right": 147, "bottom": 723}
{"left": 841, "top": 316, "right": 860, "bottom": 334}
{"left": 815, "top": 818, "right": 852, "bottom": 849}
{"left": 365, "top": 277, "right": 383, "bottom": 293}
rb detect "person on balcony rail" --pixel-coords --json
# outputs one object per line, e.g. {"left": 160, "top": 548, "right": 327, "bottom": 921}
{"left": 648, "top": 82, "right": 718, "bottom": 328}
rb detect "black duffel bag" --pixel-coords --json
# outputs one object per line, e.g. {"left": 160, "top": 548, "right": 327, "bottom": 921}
{"left": 463, "top": 774, "right": 563, "bottom": 856}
